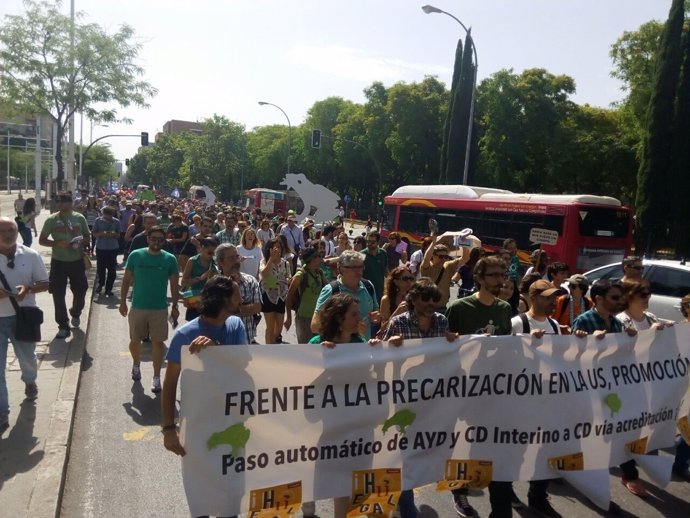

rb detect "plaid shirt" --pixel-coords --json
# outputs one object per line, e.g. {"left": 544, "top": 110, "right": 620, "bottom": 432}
{"left": 571, "top": 308, "right": 623, "bottom": 334}
{"left": 382, "top": 311, "right": 448, "bottom": 340}
{"left": 216, "top": 228, "right": 239, "bottom": 245}
{"left": 236, "top": 272, "right": 262, "bottom": 342}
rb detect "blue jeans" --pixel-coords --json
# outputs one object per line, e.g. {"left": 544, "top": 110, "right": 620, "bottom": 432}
{"left": 19, "top": 226, "right": 32, "bottom": 247}
{"left": 0, "top": 315, "right": 38, "bottom": 417}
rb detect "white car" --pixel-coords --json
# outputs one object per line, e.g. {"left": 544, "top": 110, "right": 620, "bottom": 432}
{"left": 584, "top": 259, "right": 690, "bottom": 322}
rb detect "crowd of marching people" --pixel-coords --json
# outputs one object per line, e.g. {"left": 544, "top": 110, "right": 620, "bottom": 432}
{"left": 3, "top": 186, "right": 690, "bottom": 518}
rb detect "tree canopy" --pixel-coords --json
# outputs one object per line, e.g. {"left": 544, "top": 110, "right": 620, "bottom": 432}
{"left": 0, "top": 0, "right": 156, "bottom": 187}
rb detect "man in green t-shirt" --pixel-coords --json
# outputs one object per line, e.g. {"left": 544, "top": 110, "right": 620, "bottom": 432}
{"left": 39, "top": 192, "right": 91, "bottom": 339}
{"left": 119, "top": 226, "right": 180, "bottom": 393}
{"left": 361, "top": 231, "right": 388, "bottom": 302}
{"left": 446, "top": 255, "right": 562, "bottom": 518}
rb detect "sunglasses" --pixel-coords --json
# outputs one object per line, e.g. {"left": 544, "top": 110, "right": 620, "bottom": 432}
{"left": 435, "top": 254, "right": 450, "bottom": 260}
{"left": 398, "top": 276, "right": 415, "bottom": 281}
{"left": 627, "top": 265, "right": 644, "bottom": 271}
{"left": 419, "top": 292, "right": 442, "bottom": 303}
{"left": 638, "top": 291, "right": 652, "bottom": 298}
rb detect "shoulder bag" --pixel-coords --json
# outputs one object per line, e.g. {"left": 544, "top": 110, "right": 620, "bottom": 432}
{"left": 0, "top": 268, "right": 43, "bottom": 342}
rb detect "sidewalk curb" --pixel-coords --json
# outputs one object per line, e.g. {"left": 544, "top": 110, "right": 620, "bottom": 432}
{"left": 26, "top": 267, "right": 96, "bottom": 518}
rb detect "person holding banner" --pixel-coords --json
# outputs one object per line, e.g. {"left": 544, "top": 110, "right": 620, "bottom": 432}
{"left": 305, "top": 292, "right": 376, "bottom": 517}
{"left": 572, "top": 279, "right": 644, "bottom": 507}
{"left": 381, "top": 277, "right": 460, "bottom": 518}
{"left": 162, "top": 275, "right": 245, "bottom": 518}
{"left": 446, "top": 256, "right": 563, "bottom": 518}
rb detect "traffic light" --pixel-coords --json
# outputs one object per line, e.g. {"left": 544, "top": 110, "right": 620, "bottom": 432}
{"left": 377, "top": 192, "right": 383, "bottom": 206}
{"left": 141, "top": 131, "right": 149, "bottom": 146}
{"left": 311, "top": 129, "right": 321, "bottom": 149}
{"left": 125, "top": 158, "right": 130, "bottom": 166}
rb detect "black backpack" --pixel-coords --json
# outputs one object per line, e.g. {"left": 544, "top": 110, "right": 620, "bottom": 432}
{"left": 519, "top": 313, "right": 559, "bottom": 334}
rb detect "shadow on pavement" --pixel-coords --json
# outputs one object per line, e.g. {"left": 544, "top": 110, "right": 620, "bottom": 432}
{"left": 122, "top": 381, "right": 161, "bottom": 426}
{"left": 0, "top": 400, "right": 43, "bottom": 491}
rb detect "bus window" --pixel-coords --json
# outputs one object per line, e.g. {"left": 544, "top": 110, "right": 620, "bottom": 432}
{"left": 578, "top": 207, "right": 629, "bottom": 238}
{"left": 382, "top": 205, "right": 397, "bottom": 231}
{"left": 399, "top": 207, "right": 435, "bottom": 235}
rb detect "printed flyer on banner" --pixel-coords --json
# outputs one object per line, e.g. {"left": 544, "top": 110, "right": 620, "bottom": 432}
{"left": 179, "top": 325, "right": 690, "bottom": 517}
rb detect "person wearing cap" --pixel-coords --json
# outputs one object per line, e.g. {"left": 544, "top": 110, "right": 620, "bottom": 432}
{"left": 39, "top": 193, "right": 91, "bottom": 339}
{"left": 511, "top": 280, "right": 565, "bottom": 336}
{"left": 553, "top": 274, "right": 592, "bottom": 332}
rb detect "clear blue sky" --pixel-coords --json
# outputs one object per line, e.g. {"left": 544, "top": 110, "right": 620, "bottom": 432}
{"left": 0, "top": 0, "right": 672, "bottom": 164}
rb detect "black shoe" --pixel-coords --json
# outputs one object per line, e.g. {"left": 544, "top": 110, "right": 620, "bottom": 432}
{"left": 528, "top": 497, "right": 562, "bottom": 518}
{"left": 24, "top": 382, "right": 38, "bottom": 400}
{"left": 105, "top": 291, "right": 114, "bottom": 297}
{"left": 673, "top": 465, "right": 690, "bottom": 482}
{"left": 608, "top": 501, "right": 622, "bottom": 516}
{"left": 95, "top": 284, "right": 103, "bottom": 294}
{"left": 511, "top": 489, "right": 525, "bottom": 509}
{"left": 452, "top": 492, "right": 477, "bottom": 517}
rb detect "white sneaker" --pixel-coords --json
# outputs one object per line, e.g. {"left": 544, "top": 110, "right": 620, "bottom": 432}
{"left": 151, "top": 376, "right": 161, "bottom": 393}
{"left": 70, "top": 316, "right": 80, "bottom": 328}
{"left": 131, "top": 364, "right": 141, "bottom": 381}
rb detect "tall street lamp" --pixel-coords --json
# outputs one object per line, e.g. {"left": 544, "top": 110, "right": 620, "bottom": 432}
{"left": 422, "top": 4, "right": 478, "bottom": 186}
{"left": 258, "top": 101, "right": 292, "bottom": 177}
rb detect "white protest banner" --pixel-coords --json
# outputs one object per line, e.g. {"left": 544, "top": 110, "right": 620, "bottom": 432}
{"left": 179, "top": 326, "right": 690, "bottom": 517}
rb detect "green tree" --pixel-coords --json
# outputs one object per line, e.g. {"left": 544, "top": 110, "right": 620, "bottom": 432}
{"left": 385, "top": 76, "right": 446, "bottom": 187}
{"left": 246, "top": 125, "right": 292, "bottom": 190}
{"left": 439, "top": 39, "right": 463, "bottom": 183}
{"left": 0, "top": 0, "right": 156, "bottom": 188}
{"left": 444, "top": 32, "right": 475, "bottom": 185}
{"left": 76, "top": 143, "right": 115, "bottom": 186}
{"left": 180, "top": 115, "right": 247, "bottom": 200}
{"left": 635, "top": 0, "right": 686, "bottom": 253}
{"left": 670, "top": 23, "right": 690, "bottom": 255}
{"left": 610, "top": 20, "right": 664, "bottom": 146}
{"left": 474, "top": 68, "right": 576, "bottom": 191}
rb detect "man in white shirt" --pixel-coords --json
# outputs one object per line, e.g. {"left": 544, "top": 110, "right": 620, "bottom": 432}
{"left": 0, "top": 217, "right": 50, "bottom": 434}
{"left": 511, "top": 280, "right": 566, "bottom": 336}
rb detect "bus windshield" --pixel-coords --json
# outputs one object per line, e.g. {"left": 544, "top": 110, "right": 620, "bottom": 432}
{"left": 578, "top": 207, "right": 630, "bottom": 239}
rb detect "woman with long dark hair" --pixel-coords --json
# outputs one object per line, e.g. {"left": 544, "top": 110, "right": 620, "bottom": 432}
{"left": 259, "top": 237, "right": 291, "bottom": 344}
{"left": 379, "top": 266, "right": 415, "bottom": 330}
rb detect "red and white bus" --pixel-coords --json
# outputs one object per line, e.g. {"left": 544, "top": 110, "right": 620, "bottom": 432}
{"left": 244, "top": 188, "right": 287, "bottom": 216}
{"left": 382, "top": 185, "right": 633, "bottom": 272}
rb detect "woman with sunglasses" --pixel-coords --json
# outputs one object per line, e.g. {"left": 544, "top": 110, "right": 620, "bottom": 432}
{"left": 616, "top": 280, "right": 671, "bottom": 331}
{"left": 379, "top": 266, "right": 415, "bottom": 331}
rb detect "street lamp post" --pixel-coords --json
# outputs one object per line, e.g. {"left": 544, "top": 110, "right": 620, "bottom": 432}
{"left": 258, "top": 101, "right": 292, "bottom": 179}
{"left": 422, "top": 4, "right": 478, "bottom": 186}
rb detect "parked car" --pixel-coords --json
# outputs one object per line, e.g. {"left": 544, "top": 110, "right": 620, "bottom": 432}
{"left": 583, "top": 259, "right": 690, "bottom": 322}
